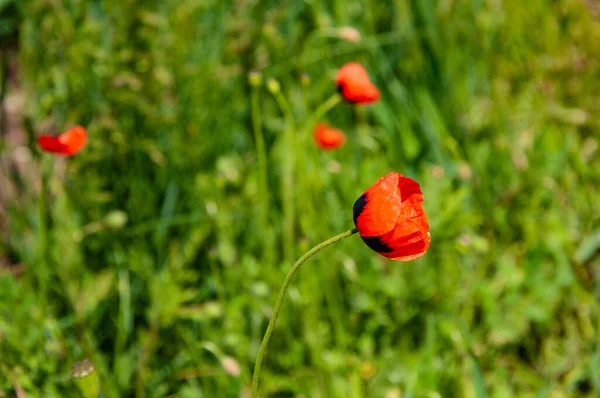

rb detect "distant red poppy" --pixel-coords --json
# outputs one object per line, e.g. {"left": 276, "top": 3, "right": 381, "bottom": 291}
{"left": 38, "top": 125, "right": 87, "bottom": 156}
{"left": 353, "top": 172, "right": 430, "bottom": 261}
{"left": 335, "top": 62, "right": 380, "bottom": 104}
{"left": 313, "top": 122, "right": 346, "bottom": 150}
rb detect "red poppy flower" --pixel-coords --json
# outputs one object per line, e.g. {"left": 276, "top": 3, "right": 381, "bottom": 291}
{"left": 353, "top": 172, "right": 430, "bottom": 261}
{"left": 335, "top": 62, "right": 380, "bottom": 104}
{"left": 313, "top": 122, "right": 346, "bottom": 150}
{"left": 38, "top": 125, "right": 87, "bottom": 156}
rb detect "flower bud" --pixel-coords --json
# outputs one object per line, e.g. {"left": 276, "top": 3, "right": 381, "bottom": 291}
{"left": 335, "top": 63, "right": 380, "bottom": 104}
{"left": 104, "top": 210, "right": 128, "bottom": 229}
{"left": 338, "top": 27, "right": 361, "bottom": 43}
{"left": 266, "top": 78, "right": 280, "bottom": 94}
{"left": 353, "top": 172, "right": 430, "bottom": 261}
{"left": 221, "top": 356, "right": 241, "bottom": 376}
{"left": 71, "top": 359, "right": 99, "bottom": 398}
{"left": 248, "top": 70, "right": 263, "bottom": 87}
{"left": 299, "top": 72, "right": 311, "bottom": 87}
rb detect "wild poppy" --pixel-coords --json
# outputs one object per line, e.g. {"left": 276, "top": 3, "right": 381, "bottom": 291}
{"left": 335, "top": 62, "right": 380, "bottom": 104}
{"left": 38, "top": 125, "right": 87, "bottom": 156}
{"left": 353, "top": 172, "right": 430, "bottom": 261}
{"left": 313, "top": 122, "right": 346, "bottom": 150}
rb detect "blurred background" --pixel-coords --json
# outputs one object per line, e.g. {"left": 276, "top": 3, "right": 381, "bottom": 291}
{"left": 1, "top": 0, "right": 599, "bottom": 397}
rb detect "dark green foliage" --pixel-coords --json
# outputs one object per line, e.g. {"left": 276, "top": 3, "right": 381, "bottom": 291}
{"left": 1, "top": 0, "right": 599, "bottom": 397}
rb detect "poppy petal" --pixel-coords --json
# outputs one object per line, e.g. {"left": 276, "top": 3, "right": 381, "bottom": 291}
{"left": 354, "top": 172, "right": 430, "bottom": 261}
{"left": 335, "top": 62, "right": 370, "bottom": 85}
{"left": 59, "top": 125, "right": 87, "bottom": 155}
{"left": 340, "top": 81, "right": 380, "bottom": 104}
{"left": 360, "top": 235, "right": 394, "bottom": 254}
{"left": 387, "top": 232, "right": 431, "bottom": 261}
{"left": 314, "top": 123, "right": 346, "bottom": 150}
{"left": 335, "top": 62, "right": 380, "bottom": 104}
{"left": 397, "top": 177, "right": 427, "bottom": 225}
{"left": 380, "top": 216, "right": 428, "bottom": 247}
{"left": 353, "top": 172, "right": 402, "bottom": 237}
{"left": 38, "top": 135, "right": 69, "bottom": 154}
{"left": 38, "top": 125, "right": 87, "bottom": 156}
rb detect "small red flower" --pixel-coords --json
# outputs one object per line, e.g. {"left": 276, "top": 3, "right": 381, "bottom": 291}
{"left": 353, "top": 172, "right": 430, "bottom": 261}
{"left": 38, "top": 125, "right": 87, "bottom": 156}
{"left": 335, "top": 62, "right": 380, "bottom": 104}
{"left": 313, "top": 122, "right": 346, "bottom": 150}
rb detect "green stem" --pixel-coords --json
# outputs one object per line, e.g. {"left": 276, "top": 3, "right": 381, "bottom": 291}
{"left": 273, "top": 91, "right": 296, "bottom": 261}
{"left": 273, "top": 91, "right": 295, "bottom": 134}
{"left": 251, "top": 85, "right": 271, "bottom": 258}
{"left": 352, "top": 104, "right": 367, "bottom": 176}
{"left": 37, "top": 158, "right": 51, "bottom": 311}
{"left": 305, "top": 93, "right": 342, "bottom": 132}
{"left": 299, "top": 29, "right": 348, "bottom": 69}
{"left": 251, "top": 227, "right": 359, "bottom": 397}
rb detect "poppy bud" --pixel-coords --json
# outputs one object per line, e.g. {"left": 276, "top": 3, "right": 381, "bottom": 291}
{"left": 338, "top": 27, "right": 361, "bottom": 43}
{"left": 313, "top": 122, "right": 346, "bottom": 150}
{"left": 104, "top": 210, "right": 128, "bottom": 229}
{"left": 221, "top": 356, "right": 241, "bottom": 377}
{"left": 353, "top": 172, "right": 430, "bottom": 261}
{"left": 299, "top": 72, "right": 311, "bottom": 87}
{"left": 38, "top": 125, "right": 87, "bottom": 156}
{"left": 266, "top": 78, "right": 280, "bottom": 94}
{"left": 335, "top": 62, "right": 380, "bottom": 104}
{"left": 71, "top": 359, "right": 99, "bottom": 398}
{"left": 248, "top": 70, "right": 263, "bottom": 87}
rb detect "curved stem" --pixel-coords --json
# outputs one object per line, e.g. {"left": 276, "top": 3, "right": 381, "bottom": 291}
{"left": 251, "top": 227, "right": 359, "bottom": 397}
{"left": 307, "top": 93, "right": 342, "bottom": 129}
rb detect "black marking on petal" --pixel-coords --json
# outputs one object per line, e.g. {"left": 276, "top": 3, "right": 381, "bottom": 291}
{"left": 361, "top": 235, "right": 393, "bottom": 253}
{"left": 337, "top": 84, "right": 358, "bottom": 103}
{"left": 353, "top": 194, "right": 368, "bottom": 225}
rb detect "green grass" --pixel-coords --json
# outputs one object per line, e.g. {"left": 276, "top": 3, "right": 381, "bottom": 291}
{"left": 1, "top": 0, "right": 600, "bottom": 397}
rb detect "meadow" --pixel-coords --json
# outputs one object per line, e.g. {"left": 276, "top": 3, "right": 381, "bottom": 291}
{"left": 1, "top": 0, "right": 600, "bottom": 397}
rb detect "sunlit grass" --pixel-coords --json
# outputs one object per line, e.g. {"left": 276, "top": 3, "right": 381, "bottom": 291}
{"left": 1, "top": 0, "right": 599, "bottom": 397}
